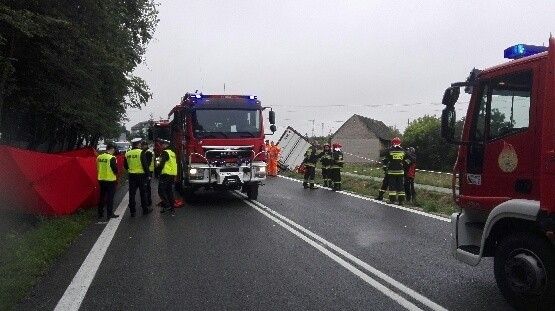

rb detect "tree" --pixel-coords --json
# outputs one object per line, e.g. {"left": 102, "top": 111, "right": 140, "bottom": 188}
{"left": 403, "top": 115, "right": 460, "bottom": 171}
{"left": 0, "top": 1, "right": 159, "bottom": 151}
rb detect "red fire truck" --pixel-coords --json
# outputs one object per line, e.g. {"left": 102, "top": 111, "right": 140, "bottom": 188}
{"left": 168, "top": 92, "right": 276, "bottom": 201}
{"left": 441, "top": 37, "right": 555, "bottom": 309}
{"left": 148, "top": 120, "right": 170, "bottom": 158}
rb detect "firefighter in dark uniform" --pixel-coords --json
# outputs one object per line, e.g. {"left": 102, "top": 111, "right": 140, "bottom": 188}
{"left": 404, "top": 147, "right": 417, "bottom": 202}
{"left": 97, "top": 143, "right": 119, "bottom": 220}
{"left": 302, "top": 140, "right": 320, "bottom": 189}
{"left": 124, "top": 139, "right": 153, "bottom": 217}
{"left": 319, "top": 143, "right": 332, "bottom": 187}
{"left": 156, "top": 139, "right": 178, "bottom": 213}
{"left": 329, "top": 143, "right": 344, "bottom": 191}
{"left": 376, "top": 146, "right": 389, "bottom": 201}
{"left": 141, "top": 140, "right": 154, "bottom": 206}
{"left": 382, "top": 137, "right": 409, "bottom": 205}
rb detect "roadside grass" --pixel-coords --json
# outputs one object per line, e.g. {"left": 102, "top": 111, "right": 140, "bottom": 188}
{"left": 0, "top": 172, "right": 128, "bottom": 311}
{"left": 283, "top": 169, "right": 458, "bottom": 217}
{"left": 0, "top": 208, "right": 96, "bottom": 311}
{"left": 342, "top": 163, "right": 453, "bottom": 189}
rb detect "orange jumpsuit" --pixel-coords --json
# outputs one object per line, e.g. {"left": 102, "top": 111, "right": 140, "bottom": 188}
{"left": 268, "top": 144, "right": 280, "bottom": 176}
{"left": 265, "top": 143, "right": 271, "bottom": 172}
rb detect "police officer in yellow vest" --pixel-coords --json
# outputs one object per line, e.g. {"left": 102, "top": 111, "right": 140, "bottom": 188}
{"left": 97, "top": 143, "right": 119, "bottom": 220}
{"left": 124, "top": 139, "right": 153, "bottom": 217}
{"left": 156, "top": 139, "right": 178, "bottom": 213}
{"left": 141, "top": 140, "right": 154, "bottom": 206}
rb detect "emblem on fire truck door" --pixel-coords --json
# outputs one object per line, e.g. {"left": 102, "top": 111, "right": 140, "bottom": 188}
{"left": 498, "top": 141, "right": 518, "bottom": 173}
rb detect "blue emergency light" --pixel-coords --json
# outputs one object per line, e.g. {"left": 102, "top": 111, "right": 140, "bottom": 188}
{"left": 504, "top": 44, "right": 548, "bottom": 60}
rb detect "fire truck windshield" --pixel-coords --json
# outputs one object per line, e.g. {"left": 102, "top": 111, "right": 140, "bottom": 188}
{"left": 193, "top": 109, "right": 261, "bottom": 138}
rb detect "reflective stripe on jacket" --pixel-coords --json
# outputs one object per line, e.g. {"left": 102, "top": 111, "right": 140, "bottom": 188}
{"left": 125, "top": 149, "right": 144, "bottom": 174}
{"left": 97, "top": 153, "right": 117, "bottom": 181}
{"left": 161, "top": 149, "right": 178, "bottom": 176}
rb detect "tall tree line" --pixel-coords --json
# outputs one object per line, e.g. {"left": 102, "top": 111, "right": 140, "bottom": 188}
{"left": 0, "top": 1, "right": 158, "bottom": 151}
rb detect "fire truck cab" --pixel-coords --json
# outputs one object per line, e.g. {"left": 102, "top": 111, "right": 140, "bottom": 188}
{"left": 441, "top": 38, "right": 555, "bottom": 309}
{"left": 168, "top": 92, "right": 275, "bottom": 201}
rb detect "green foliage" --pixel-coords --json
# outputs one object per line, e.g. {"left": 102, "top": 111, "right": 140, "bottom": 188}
{"left": 0, "top": 1, "right": 159, "bottom": 151}
{"left": 0, "top": 208, "right": 95, "bottom": 310}
{"left": 402, "top": 115, "right": 461, "bottom": 171}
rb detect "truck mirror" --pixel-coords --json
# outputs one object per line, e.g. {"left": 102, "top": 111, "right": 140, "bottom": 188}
{"left": 441, "top": 107, "right": 456, "bottom": 141}
{"left": 147, "top": 128, "right": 153, "bottom": 141}
{"left": 442, "top": 87, "right": 460, "bottom": 107}
{"left": 269, "top": 111, "right": 276, "bottom": 124}
{"left": 270, "top": 124, "right": 277, "bottom": 132}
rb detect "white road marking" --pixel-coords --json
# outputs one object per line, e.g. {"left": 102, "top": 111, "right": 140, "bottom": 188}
{"left": 235, "top": 192, "right": 447, "bottom": 311}
{"left": 54, "top": 194, "right": 129, "bottom": 311}
{"left": 278, "top": 175, "right": 450, "bottom": 222}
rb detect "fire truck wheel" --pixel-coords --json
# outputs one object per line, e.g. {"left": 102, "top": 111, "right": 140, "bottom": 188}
{"left": 246, "top": 184, "right": 258, "bottom": 200}
{"left": 494, "top": 232, "right": 555, "bottom": 310}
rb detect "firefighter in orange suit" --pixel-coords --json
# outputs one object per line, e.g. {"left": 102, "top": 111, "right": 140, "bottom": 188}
{"left": 268, "top": 141, "right": 280, "bottom": 176}
{"left": 265, "top": 139, "right": 270, "bottom": 172}
{"left": 97, "top": 143, "right": 119, "bottom": 220}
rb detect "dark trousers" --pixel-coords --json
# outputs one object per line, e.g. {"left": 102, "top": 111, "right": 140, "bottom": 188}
{"left": 128, "top": 173, "right": 147, "bottom": 213}
{"left": 158, "top": 174, "right": 175, "bottom": 208}
{"left": 303, "top": 165, "right": 316, "bottom": 187}
{"left": 329, "top": 167, "right": 342, "bottom": 190}
{"left": 404, "top": 177, "right": 416, "bottom": 201}
{"left": 145, "top": 174, "right": 152, "bottom": 206}
{"left": 321, "top": 167, "right": 329, "bottom": 186}
{"left": 377, "top": 173, "right": 389, "bottom": 199}
{"left": 388, "top": 174, "right": 405, "bottom": 203}
{"left": 98, "top": 180, "right": 116, "bottom": 217}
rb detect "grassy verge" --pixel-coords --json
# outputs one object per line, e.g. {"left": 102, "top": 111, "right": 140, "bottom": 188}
{"left": 283, "top": 170, "right": 459, "bottom": 217}
{"left": 342, "top": 163, "right": 453, "bottom": 189}
{"left": 0, "top": 172, "right": 128, "bottom": 311}
{"left": 0, "top": 208, "right": 96, "bottom": 311}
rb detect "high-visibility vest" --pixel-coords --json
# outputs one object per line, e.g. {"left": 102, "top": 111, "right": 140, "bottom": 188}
{"left": 97, "top": 153, "right": 117, "bottom": 181}
{"left": 125, "top": 148, "right": 144, "bottom": 174}
{"left": 146, "top": 149, "right": 154, "bottom": 172}
{"left": 161, "top": 149, "right": 177, "bottom": 176}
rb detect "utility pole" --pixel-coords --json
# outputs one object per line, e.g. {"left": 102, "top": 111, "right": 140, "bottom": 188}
{"left": 308, "top": 119, "right": 315, "bottom": 137}
{"left": 321, "top": 122, "right": 324, "bottom": 136}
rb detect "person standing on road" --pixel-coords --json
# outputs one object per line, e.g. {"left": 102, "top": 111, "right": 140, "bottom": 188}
{"left": 319, "top": 143, "right": 332, "bottom": 187}
{"left": 376, "top": 146, "right": 389, "bottom": 201}
{"left": 383, "top": 137, "right": 409, "bottom": 205}
{"left": 265, "top": 139, "right": 270, "bottom": 173}
{"left": 141, "top": 141, "right": 154, "bottom": 206}
{"left": 329, "top": 143, "right": 344, "bottom": 191}
{"left": 124, "top": 139, "right": 153, "bottom": 217}
{"left": 404, "top": 147, "right": 417, "bottom": 203}
{"left": 156, "top": 139, "right": 178, "bottom": 213}
{"left": 268, "top": 141, "right": 280, "bottom": 176}
{"left": 97, "top": 143, "right": 119, "bottom": 220}
{"left": 302, "top": 140, "right": 320, "bottom": 189}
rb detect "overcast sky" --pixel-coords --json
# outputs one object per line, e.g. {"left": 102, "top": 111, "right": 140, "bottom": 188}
{"left": 129, "top": 0, "right": 555, "bottom": 138}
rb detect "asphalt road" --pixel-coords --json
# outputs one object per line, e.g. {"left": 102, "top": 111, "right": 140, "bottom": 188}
{"left": 19, "top": 176, "right": 513, "bottom": 310}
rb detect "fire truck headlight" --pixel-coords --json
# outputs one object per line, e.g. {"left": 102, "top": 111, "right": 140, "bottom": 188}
{"left": 253, "top": 165, "right": 266, "bottom": 178}
{"left": 189, "top": 168, "right": 205, "bottom": 180}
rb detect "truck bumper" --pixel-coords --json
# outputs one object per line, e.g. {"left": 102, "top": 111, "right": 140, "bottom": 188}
{"left": 187, "top": 162, "right": 266, "bottom": 186}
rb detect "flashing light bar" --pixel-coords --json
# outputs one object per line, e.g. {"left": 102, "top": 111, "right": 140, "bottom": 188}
{"left": 504, "top": 44, "right": 548, "bottom": 60}
{"left": 192, "top": 95, "right": 257, "bottom": 100}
